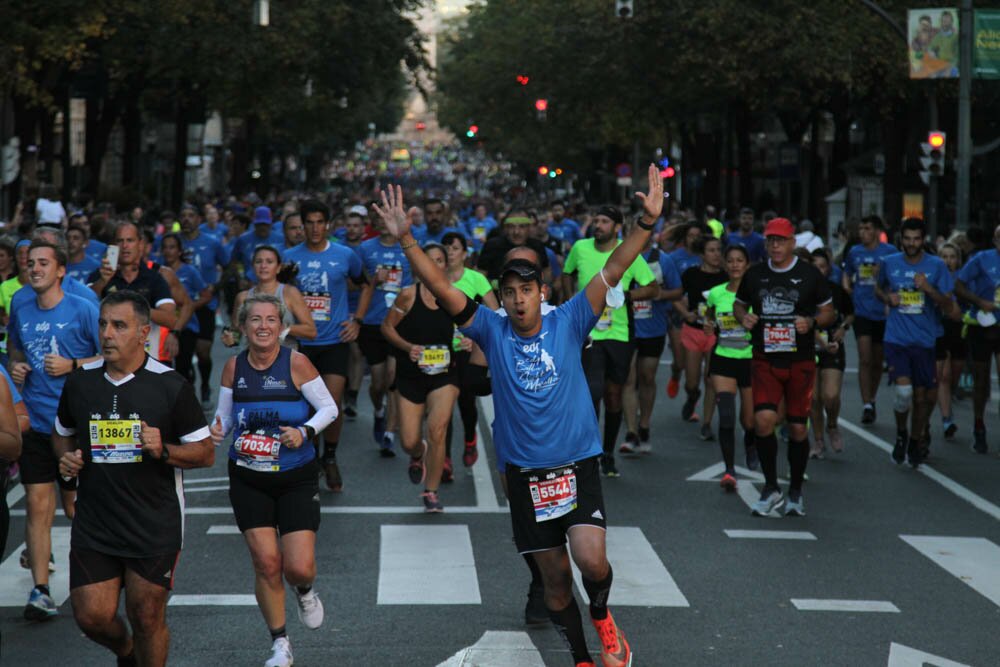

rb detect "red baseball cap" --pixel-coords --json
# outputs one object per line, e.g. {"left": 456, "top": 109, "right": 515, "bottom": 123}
{"left": 763, "top": 217, "right": 795, "bottom": 238}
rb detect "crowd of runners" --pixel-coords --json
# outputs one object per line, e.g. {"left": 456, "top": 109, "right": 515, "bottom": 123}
{"left": 1, "top": 161, "right": 998, "bottom": 666}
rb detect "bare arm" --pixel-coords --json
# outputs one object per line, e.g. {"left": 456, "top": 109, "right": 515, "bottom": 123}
{"left": 372, "top": 186, "right": 472, "bottom": 324}
{"left": 480, "top": 289, "right": 499, "bottom": 310}
{"left": 282, "top": 286, "right": 318, "bottom": 341}
{"left": 354, "top": 280, "right": 375, "bottom": 323}
{"left": 160, "top": 266, "right": 191, "bottom": 330}
{"left": 954, "top": 278, "right": 991, "bottom": 312}
{"left": 0, "top": 380, "right": 21, "bottom": 460}
{"left": 583, "top": 164, "right": 664, "bottom": 315}
{"left": 381, "top": 287, "right": 417, "bottom": 354}
{"left": 626, "top": 283, "right": 659, "bottom": 302}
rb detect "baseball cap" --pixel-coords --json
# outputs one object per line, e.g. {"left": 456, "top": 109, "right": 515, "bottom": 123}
{"left": 253, "top": 206, "right": 273, "bottom": 225}
{"left": 764, "top": 217, "right": 795, "bottom": 238}
{"left": 500, "top": 259, "right": 543, "bottom": 286}
{"left": 348, "top": 204, "right": 368, "bottom": 217}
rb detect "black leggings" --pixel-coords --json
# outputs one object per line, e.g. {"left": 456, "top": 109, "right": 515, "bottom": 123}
{"left": 175, "top": 330, "right": 198, "bottom": 384}
{"left": 446, "top": 359, "right": 491, "bottom": 459}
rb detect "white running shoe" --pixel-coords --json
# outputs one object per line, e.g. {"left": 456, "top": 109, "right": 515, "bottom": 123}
{"left": 295, "top": 589, "right": 324, "bottom": 629}
{"left": 265, "top": 637, "right": 293, "bottom": 667}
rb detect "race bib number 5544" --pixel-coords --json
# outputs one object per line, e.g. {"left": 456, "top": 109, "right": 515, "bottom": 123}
{"left": 529, "top": 469, "right": 577, "bottom": 523}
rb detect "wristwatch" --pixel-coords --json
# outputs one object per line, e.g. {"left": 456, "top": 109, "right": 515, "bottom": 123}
{"left": 635, "top": 214, "right": 656, "bottom": 231}
{"left": 353, "top": 317, "right": 363, "bottom": 325}
{"left": 159, "top": 446, "right": 170, "bottom": 463}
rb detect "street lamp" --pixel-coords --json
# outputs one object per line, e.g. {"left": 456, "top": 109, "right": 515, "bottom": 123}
{"left": 254, "top": 0, "right": 269, "bottom": 27}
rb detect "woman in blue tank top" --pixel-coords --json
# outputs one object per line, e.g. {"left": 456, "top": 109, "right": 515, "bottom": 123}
{"left": 210, "top": 294, "right": 337, "bottom": 667}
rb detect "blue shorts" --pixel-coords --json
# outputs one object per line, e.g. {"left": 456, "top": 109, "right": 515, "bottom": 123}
{"left": 884, "top": 342, "right": 937, "bottom": 389}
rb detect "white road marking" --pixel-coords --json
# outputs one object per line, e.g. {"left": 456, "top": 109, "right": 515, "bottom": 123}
{"left": 0, "top": 527, "right": 71, "bottom": 608}
{"left": 169, "top": 594, "right": 257, "bottom": 606}
{"left": 473, "top": 396, "right": 502, "bottom": 511}
{"left": 724, "top": 529, "right": 816, "bottom": 540}
{"left": 207, "top": 525, "right": 241, "bottom": 535}
{"left": 184, "top": 484, "right": 230, "bottom": 493}
{"left": 570, "top": 526, "right": 689, "bottom": 607}
{"left": 887, "top": 642, "right": 971, "bottom": 667}
{"left": 435, "top": 631, "right": 544, "bottom": 667}
{"left": 901, "top": 535, "right": 1000, "bottom": 607}
{"left": 839, "top": 419, "right": 1000, "bottom": 522}
{"left": 185, "top": 476, "right": 230, "bottom": 484}
{"left": 791, "top": 598, "right": 900, "bottom": 613}
{"left": 377, "top": 525, "right": 481, "bottom": 605}
{"left": 687, "top": 461, "right": 781, "bottom": 517}
{"left": 7, "top": 482, "right": 24, "bottom": 507}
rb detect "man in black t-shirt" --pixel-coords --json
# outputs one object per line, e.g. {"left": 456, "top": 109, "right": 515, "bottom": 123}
{"left": 734, "top": 218, "right": 834, "bottom": 517}
{"left": 54, "top": 290, "right": 213, "bottom": 667}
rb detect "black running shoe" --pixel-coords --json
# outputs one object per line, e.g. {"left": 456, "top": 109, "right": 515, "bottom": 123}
{"left": 973, "top": 428, "right": 988, "bottom": 454}
{"left": 601, "top": 454, "right": 620, "bottom": 478}
{"left": 861, "top": 405, "right": 875, "bottom": 425}
{"left": 892, "top": 431, "right": 907, "bottom": 465}
{"left": 745, "top": 443, "right": 760, "bottom": 471}
{"left": 681, "top": 392, "right": 700, "bottom": 422}
{"left": 524, "top": 583, "right": 548, "bottom": 626}
{"left": 907, "top": 438, "right": 922, "bottom": 468}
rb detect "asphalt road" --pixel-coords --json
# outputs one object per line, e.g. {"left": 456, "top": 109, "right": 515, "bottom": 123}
{"left": 2, "top": 335, "right": 999, "bottom": 666}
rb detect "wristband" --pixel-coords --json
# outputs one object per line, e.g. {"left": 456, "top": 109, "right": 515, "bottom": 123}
{"left": 159, "top": 446, "right": 170, "bottom": 463}
{"left": 635, "top": 215, "right": 656, "bottom": 231}
{"left": 400, "top": 239, "right": 418, "bottom": 250}
{"left": 301, "top": 425, "right": 316, "bottom": 440}
{"left": 298, "top": 426, "right": 308, "bottom": 442}
{"left": 72, "top": 358, "right": 78, "bottom": 370}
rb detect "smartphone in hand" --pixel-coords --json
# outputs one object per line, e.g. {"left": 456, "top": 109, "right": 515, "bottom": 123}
{"left": 105, "top": 245, "right": 120, "bottom": 271}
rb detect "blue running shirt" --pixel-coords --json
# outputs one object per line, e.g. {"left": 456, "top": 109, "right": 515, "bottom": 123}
{"left": 461, "top": 291, "right": 601, "bottom": 469}
{"left": 358, "top": 238, "right": 412, "bottom": 325}
{"left": 845, "top": 242, "right": 897, "bottom": 321}
{"left": 8, "top": 293, "right": 100, "bottom": 433}
{"left": 878, "top": 252, "right": 954, "bottom": 349}
{"left": 283, "top": 242, "right": 363, "bottom": 345}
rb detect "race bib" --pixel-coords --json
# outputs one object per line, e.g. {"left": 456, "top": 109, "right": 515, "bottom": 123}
{"left": 697, "top": 302, "right": 708, "bottom": 322}
{"left": 763, "top": 321, "right": 797, "bottom": 353}
{"left": 899, "top": 289, "right": 924, "bottom": 315}
{"left": 717, "top": 313, "right": 749, "bottom": 348}
{"left": 233, "top": 430, "right": 281, "bottom": 472}
{"left": 596, "top": 306, "right": 613, "bottom": 330}
{"left": 993, "top": 285, "right": 1000, "bottom": 307}
{"left": 858, "top": 263, "right": 877, "bottom": 285}
{"left": 473, "top": 225, "right": 487, "bottom": 242}
{"left": 418, "top": 345, "right": 451, "bottom": 375}
{"left": 304, "top": 293, "right": 331, "bottom": 321}
{"left": 90, "top": 419, "right": 142, "bottom": 464}
{"left": 380, "top": 264, "right": 403, "bottom": 293}
{"left": 633, "top": 299, "right": 652, "bottom": 320}
{"left": 528, "top": 468, "right": 577, "bottom": 523}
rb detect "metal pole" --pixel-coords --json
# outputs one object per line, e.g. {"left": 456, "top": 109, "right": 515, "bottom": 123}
{"left": 955, "top": 0, "right": 973, "bottom": 230}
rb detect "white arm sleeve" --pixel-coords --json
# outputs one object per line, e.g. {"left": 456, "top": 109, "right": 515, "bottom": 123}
{"left": 301, "top": 376, "right": 338, "bottom": 433}
{"left": 213, "top": 386, "right": 234, "bottom": 438}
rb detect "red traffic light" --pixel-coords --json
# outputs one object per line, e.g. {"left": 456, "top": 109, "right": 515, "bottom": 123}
{"left": 661, "top": 166, "right": 676, "bottom": 178}
{"left": 928, "top": 131, "right": 946, "bottom": 149}
{"left": 538, "top": 166, "right": 549, "bottom": 175}
{"left": 516, "top": 75, "right": 529, "bottom": 86}
{"left": 415, "top": 121, "right": 426, "bottom": 131}
{"left": 535, "top": 98, "right": 548, "bottom": 112}
{"left": 469, "top": 125, "right": 479, "bottom": 134}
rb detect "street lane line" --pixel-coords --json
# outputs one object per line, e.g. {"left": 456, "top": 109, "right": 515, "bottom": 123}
{"left": 0, "top": 527, "right": 71, "bottom": 608}
{"left": 7, "top": 482, "right": 24, "bottom": 508}
{"left": 901, "top": 535, "right": 1000, "bottom": 608}
{"left": 839, "top": 419, "right": 1000, "bottom": 522}
{"left": 207, "top": 525, "right": 241, "bottom": 535}
{"left": 791, "top": 599, "right": 899, "bottom": 612}
{"left": 157, "top": 505, "right": 509, "bottom": 516}
{"left": 436, "top": 631, "right": 544, "bottom": 667}
{"left": 473, "top": 396, "right": 501, "bottom": 511}
{"left": 378, "top": 525, "right": 481, "bottom": 605}
{"left": 185, "top": 476, "right": 229, "bottom": 484}
{"left": 887, "top": 642, "right": 971, "bottom": 667}
{"left": 724, "top": 529, "right": 816, "bottom": 540}
{"left": 184, "top": 484, "right": 230, "bottom": 493}
{"left": 570, "top": 526, "right": 689, "bottom": 607}
{"left": 169, "top": 594, "right": 257, "bottom": 606}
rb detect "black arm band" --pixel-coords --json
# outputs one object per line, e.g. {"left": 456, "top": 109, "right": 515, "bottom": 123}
{"left": 450, "top": 295, "right": 479, "bottom": 326}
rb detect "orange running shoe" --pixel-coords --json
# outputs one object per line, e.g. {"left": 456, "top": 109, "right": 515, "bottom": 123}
{"left": 666, "top": 376, "right": 679, "bottom": 399}
{"left": 720, "top": 473, "right": 737, "bottom": 492}
{"left": 592, "top": 612, "right": 632, "bottom": 667}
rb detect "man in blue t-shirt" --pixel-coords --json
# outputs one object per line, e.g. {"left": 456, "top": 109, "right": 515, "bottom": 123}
{"left": 665, "top": 222, "right": 704, "bottom": 400}
{"left": 875, "top": 218, "right": 955, "bottom": 468}
{"left": 413, "top": 198, "right": 462, "bottom": 245}
{"left": 725, "top": 207, "right": 766, "bottom": 264}
{"left": 66, "top": 225, "right": 101, "bottom": 283}
{"left": 547, "top": 201, "right": 581, "bottom": 245}
{"left": 843, "top": 215, "right": 897, "bottom": 425}
{"left": 954, "top": 223, "right": 1000, "bottom": 453}
{"left": 231, "top": 206, "right": 284, "bottom": 283}
{"left": 354, "top": 221, "right": 412, "bottom": 456}
{"left": 371, "top": 168, "right": 664, "bottom": 667}
{"left": 283, "top": 199, "right": 363, "bottom": 492}
{"left": 180, "top": 204, "right": 230, "bottom": 405}
{"left": 8, "top": 240, "right": 101, "bottom": 621}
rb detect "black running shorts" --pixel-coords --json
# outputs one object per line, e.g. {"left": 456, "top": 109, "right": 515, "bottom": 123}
{"left": 852, "top": 316, "right": 886, "bottom": 341}
{"left": 301, "top": 343, "right": 349, "bottom": 377}
{"left": 358, "top": 324, "right": 391, "bottom": 366}
{"left": 19, "top": 430, "right": 59, "bottom": 485}
{"left": 708, "top": 354, "right": 751, "bottom": 388}
{"left": 635, "top": 335, "right": 667, "bottom": 360}
{"left": 228, "top": 458, "right": 321, "bottom": 534}
{"left": 506, "top": 456, "right": 607, "bottom": 554}
{"left": 70, "top": 546, "right": 180, "bottom": 590}
{"left": 396, "top": 371, "right": 459, "bottom": 404}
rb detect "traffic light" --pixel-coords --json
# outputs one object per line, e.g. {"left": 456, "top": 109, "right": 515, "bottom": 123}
{"left": 415, "top": 121, "right": 426, "bottom": 131}
{"left": 660, "top": 166, "right": 676, "bottom": 179}
{"left": 535, "top": 98, "right": 548, "bottom": 121}
{"left": 616, "top": 0, "right": 634, "bottom": 18}
{"left": 466, "top": 124, "right": 479, "bottom": 138}
{"left": 919, "top": 130, "right": 946, "bottom": 185}
{"left": 516, "top": 74, "right": 529, "bottom": 86}
{"left": 538, "top": 166, "right": 549, "bottom": 176}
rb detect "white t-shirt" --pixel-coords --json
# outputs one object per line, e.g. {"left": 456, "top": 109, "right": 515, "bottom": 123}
{"left": 35, "top": 198, "right": 66, "bottom": 225}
